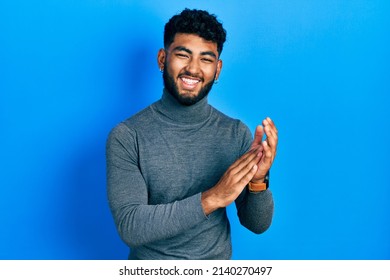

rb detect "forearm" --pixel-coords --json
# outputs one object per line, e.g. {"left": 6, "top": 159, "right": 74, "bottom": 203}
{"left": 109, "top": 192, "right": 206, "bottom": 247}
{"left": 201, "top": 146, "right": 262, "bottom": 215}
{"left": 235, "top": 188, "right": 274, "bottom": 234}
{"left": 106, "top": 125, "right": 207, "bottom": 247}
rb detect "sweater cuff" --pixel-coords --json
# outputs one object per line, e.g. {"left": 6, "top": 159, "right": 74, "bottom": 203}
{"left": 177, "top": 193, "right": 210, "bottom": 229}
{"left": 194, "top": 192, "right": 211, "bottom": 220}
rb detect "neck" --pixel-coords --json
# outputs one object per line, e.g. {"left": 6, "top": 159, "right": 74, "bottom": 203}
{"left": 153, "top": 88, "right": 212, "bottom": 124}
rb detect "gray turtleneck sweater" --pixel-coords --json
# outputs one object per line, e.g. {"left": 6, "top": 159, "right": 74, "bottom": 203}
{"left": 106, "top": 90, "right": 274, "bottom": 259}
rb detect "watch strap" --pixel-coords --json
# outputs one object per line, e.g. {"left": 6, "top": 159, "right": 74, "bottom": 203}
{"left": 248, "top": 172, "right": 269, "bottom": 192}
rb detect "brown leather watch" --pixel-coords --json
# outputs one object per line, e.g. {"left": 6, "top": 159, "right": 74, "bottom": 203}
{"left": 248, "top": 172, "right": 269, "bottom": 192}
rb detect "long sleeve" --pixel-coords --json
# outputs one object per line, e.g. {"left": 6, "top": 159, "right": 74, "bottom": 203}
{"left": 106, "top": 92, "right": 272, "bottom": 259}
{"left": 234, "top": 122, "right": 275, "bottom": 234}
{"left": 106, "top": 123, "right": 207, "bottom": 248}
{"left": 236, "top": 188, "right": 274, "bottom": 234}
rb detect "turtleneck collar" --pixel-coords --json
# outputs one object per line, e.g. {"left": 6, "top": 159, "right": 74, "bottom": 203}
{"left": 152, "top": 88, "right": 212, "bottom": 125}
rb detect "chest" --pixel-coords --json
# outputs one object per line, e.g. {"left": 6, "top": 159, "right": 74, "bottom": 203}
{"left": 137, "top": 125, "right": 240, "bottom": 204}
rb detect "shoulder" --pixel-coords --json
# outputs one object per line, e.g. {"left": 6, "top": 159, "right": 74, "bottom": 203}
{"left": 108, "top": 103, "right": 155, "bottom": 135}
{"left": 210, "top": 106, "right": 253, "bottom": 154}
{"left": 122, "top": 105, "right": 155, "bottom": 130}
{"left": 210, "top": 106, "right": 251, "bottom": 135}
{"left": 107, "top": 105, "right": 153, "bottom": 145}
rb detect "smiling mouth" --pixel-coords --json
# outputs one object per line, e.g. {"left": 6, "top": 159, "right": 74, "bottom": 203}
{"left": 179, "top": 76, "right": 202, "bottom": 89}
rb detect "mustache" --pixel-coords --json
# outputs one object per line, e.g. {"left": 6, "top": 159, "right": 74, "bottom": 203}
{"left": 178, "top": 71, "right": 204, "bottom": 82}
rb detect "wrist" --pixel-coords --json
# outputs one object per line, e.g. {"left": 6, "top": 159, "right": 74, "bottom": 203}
{"left": 250, "top": 177, "right": 265, "bottom": 184}
{"left": 248, "top": 172, "right": 269, "bottom": 192}
{"left": 201, "top": 189, "right": 220, "bottom": 216}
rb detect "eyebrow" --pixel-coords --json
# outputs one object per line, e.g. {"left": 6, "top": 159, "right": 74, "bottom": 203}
{"left": 172, "top": 46, "right": 217, "bottom": 59}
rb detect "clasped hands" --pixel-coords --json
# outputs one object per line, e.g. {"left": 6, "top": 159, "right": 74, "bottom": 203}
{"left": 249, "top": 117, "right": 278, "bottom": 184}
{"left": 201, "top": 117, "right": 278, "bottom": 215}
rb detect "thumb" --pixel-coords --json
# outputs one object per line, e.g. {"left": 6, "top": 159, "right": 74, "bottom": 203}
{"left": 251, "top": 125, "right": 264, "bottom": 148}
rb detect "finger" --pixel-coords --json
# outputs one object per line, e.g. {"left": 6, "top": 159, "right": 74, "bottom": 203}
{"left": 265, "top": 117, "right": 278, "bottom": 134}
{"left": 238, "top": 163, "right": 258, "bottom": 185}
{"left": 264, "top": 124, "right": 276, "bottom": 140}
{"left": 261, "top": 140, "right": 274, "bottom": 165}
{"left": 263, "top": 119, "right": 278, "bottom": 151}
{"left": 248, "top": 143, "right": 264, "bottom": 153}
{"left": 251, "top": 125, "right": 264, "bottom": 148}
{"left": 234, "top": 154, "right": 260, "bottom": 183}
{"left": 229, "top": 147, "right": 259, "bottom": 170}
{"left": 264, "top": 125, "right": 278, "bottom": 154}
{"left": 231, "top": 146, "right": 263, "bottom": 176}
{"left": 264, "top": 118, "right": 278, "bottom": 138}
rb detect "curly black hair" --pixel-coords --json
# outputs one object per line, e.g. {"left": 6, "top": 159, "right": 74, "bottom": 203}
{"left": 164, "top": 9, "right": 227, "bottom": 56}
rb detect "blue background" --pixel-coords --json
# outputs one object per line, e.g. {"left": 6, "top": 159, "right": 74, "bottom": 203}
{"left": 1, "top": 0, "right": 389, "bottom": 259}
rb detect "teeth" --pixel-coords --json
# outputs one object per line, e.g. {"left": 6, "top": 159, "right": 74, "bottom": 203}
{"left": 182, "top": 77, "right": 199, "bottom": 85}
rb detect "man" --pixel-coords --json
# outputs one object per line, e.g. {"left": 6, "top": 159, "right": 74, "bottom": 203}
{"left": 106, "top": 8, "right": 278, "bottom": 260}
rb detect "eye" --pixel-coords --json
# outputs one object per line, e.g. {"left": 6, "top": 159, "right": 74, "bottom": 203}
{"left": 176, "top": 53, "right": 189, "bottom": 58}
{"left": 201, "top": 58, "right": 214, "bottom": 63}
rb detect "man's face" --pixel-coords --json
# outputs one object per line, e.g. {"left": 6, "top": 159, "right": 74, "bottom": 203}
{"left": 158, "top": 33, "right": 222, "bottom": 106}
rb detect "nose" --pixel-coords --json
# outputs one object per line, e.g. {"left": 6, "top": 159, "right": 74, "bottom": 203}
{"left": 185, "top": 57, "right": 201, "bottom": 75}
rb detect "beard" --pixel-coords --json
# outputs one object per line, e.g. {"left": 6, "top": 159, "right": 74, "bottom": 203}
{"left": 163, "top": 66, "right": 216, "bottom": 106}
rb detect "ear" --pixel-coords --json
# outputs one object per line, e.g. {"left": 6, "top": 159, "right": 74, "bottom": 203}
{"left": 215, "top": 59, "right": 223, "bottom": 80}
{"left": 157, "top": 48, "right": 166, "bottom": 71}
